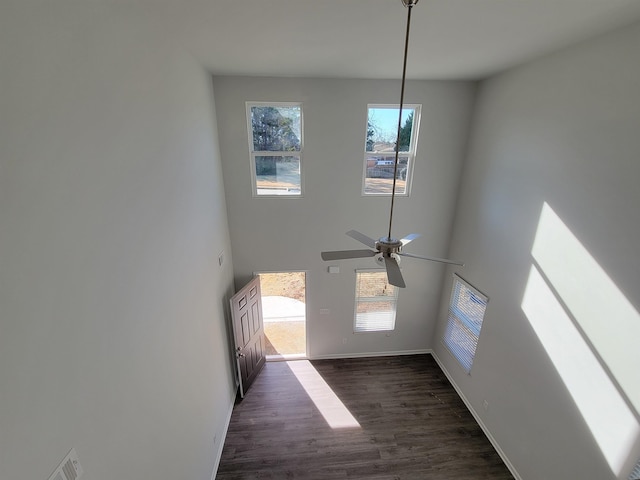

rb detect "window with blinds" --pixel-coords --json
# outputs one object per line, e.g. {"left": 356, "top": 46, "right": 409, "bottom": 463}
{"left": 629, "top": 457, "right": 640, "bottom": 480}
{"left": 354, "top": 270, "right": 398, "bottom": 332}
{"left": 443, "top": 274, "right": 488, "bottom": 373}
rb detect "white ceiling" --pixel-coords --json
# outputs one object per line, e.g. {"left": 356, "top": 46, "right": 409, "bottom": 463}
{"left": 150, "top": 0, "right": 640, "bottom": 80}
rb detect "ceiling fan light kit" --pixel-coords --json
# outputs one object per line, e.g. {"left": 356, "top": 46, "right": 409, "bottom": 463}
{"left": 321, "top": 0, "right": 463, "bottom": 288}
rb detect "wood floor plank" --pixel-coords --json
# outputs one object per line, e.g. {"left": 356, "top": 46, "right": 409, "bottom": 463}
{"left": 217, "top": 354, "right": 513, "bottom": 480}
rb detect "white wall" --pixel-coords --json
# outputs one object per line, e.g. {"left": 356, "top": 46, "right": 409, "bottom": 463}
{"left": 434, "top": 21, "right": 640, "bottom": 480}
{"left": 213, "top": 76, "right": 475, "bottom": 358}
{"left": 0, "top": 3, "right": 236, "bottom": 480}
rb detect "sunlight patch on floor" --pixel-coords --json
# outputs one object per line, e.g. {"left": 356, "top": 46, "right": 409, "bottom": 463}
{"left": 287, "top": 360, "right": 361, "bottom": 430}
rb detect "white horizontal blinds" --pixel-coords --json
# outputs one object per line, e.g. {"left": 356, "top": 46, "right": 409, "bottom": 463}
{"left": 354, "top": 270, "right": 398, "bottom": 332}
{"left": 629, "top": 458, "right": 640, "bottom": 480}
{"left": 443, "top": 274, "right": 488, "bottom": 373}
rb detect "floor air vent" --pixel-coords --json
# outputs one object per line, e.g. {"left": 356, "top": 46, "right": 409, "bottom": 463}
{"left": 48, "top": 448, "right": 84, "bottom": 480}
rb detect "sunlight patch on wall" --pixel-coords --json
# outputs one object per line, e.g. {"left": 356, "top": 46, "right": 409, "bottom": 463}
{"left": 523, "top": 202, "right": 640, "bottom": 476}
{"left": 532, "top": 203, "right": 640, "bottom": 413}
{"left": 287, "top": 360, "right": 361, "bottom": 430}
{"left": 522, "top": 266, "right": 639, "bottom": 475}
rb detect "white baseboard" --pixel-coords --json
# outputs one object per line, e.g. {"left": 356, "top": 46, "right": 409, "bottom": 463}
{"left": 309, "top": 348, "right": 432, "bottom": 360}
{"left": 431, "top": 352, "right": 523, "bottom": 480}
{"left": 210, "top": 390, "right": 236, "bottom": 480}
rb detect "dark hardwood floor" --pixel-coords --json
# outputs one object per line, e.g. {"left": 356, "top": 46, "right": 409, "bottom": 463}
{"left": 217, "top": 355, "right": 514, "bottom": 479}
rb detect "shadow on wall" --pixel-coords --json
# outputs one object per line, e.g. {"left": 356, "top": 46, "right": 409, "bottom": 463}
{"left": 521, "top": 201, "right": 640, "bottom": 478}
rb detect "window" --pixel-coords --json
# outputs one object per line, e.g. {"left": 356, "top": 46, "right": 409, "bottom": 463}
{"left": 354, "top": 270, "right": 398, "bottom": 332}
{"left": 629, "top": 457, "right": 640, "bottom": 480}
{"left": 443, "top": 274, "right": 488, "bottom": 373}
{"left": 246, "top": 102, "right": 303, "bottom": 197}
{"left": 363, "top": 104, "right": 421, "bottom": 196}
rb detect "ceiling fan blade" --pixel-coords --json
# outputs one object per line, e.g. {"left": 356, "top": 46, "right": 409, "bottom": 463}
{"left": 399, "top": 251, "right": 464, "bottom": 266}
{"left": 321, "top": 249, "right": 377, "bottom": 261}
{"left": 346, "top": 230, "right": 377, "bottom": 249}
{"left": 400, "top": 233, "right": 420, "bottom": 245}
{"left": 384, "top": 256, "right": 406, "bottom": 288}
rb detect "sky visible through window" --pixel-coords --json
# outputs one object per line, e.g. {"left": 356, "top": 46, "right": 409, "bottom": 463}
{"left": 368, "top": 107, "right": 413, "bottom": 143}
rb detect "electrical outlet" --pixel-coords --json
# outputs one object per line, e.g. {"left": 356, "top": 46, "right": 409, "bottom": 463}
{"left": 319, "top": 308, "right": 330, "bottom": 315}
{"left": 483, "top": 399, "right": 489, "bottom": 411}
{"left": 342, "top": 337, "right": 348, "bottom": 344}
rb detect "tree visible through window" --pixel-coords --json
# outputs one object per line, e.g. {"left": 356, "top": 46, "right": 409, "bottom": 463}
{"left": 247, "top": 103, "right": 303, "bottom": 196}
{"left": 363, "top": 105, "right": 421, "bottom": 196}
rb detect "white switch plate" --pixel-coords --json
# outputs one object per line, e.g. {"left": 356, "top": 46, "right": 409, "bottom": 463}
{"left": 328, "top": 266, "right": 340, "bottom": 274}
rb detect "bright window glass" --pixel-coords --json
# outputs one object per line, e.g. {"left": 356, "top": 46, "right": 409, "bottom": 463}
{"left": 247, "top": 103, "right": 303, "bottom": 196}
{"left": 363, "top": 105, "right": 421, "bottom": 195}
{"left": 354, "top": 270, "right": 398, "bottom": 332}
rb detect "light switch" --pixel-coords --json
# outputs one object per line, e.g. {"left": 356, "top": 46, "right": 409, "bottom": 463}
{"left": 328, "top": 266, "right": 340, "bottom": 274}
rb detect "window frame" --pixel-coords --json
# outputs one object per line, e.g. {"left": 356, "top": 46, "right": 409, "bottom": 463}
{"left": 246, "top": 101, "right": 304, "bottom": 198}
{"left": 353, "top": 269, "right": 399, "bottom": 333}
{"left": 442, "top": 274, "right": 489, "bottom": 374}
{"left": 362, "top": 104, "right": 421, "bottom": 197}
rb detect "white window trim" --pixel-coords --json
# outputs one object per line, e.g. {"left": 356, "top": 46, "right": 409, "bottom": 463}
{"left": 353, "top": 269, "right": 399, "bottom": 333}
{"left": 442, "top": 273, "right": 489, "bottom": 374}
{"left": 362, "top": 103, "right": 421, "bottom": 197}
{"left": 246, "top": 101, "right": 304, "bottom": 198}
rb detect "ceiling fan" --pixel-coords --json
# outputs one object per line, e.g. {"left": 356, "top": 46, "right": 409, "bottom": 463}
{"left": 321, "top": 0, "right": 463, "bottom": 288}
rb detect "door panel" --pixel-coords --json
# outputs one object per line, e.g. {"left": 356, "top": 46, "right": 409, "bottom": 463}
{"left": 251, "top": 301, "right": 260, "bottom": 333}
{"left": 230, "top": 276, "right": 266, "bottom": 398}
{"left": 240, "top": 311, "right": 250, "bottom": 344}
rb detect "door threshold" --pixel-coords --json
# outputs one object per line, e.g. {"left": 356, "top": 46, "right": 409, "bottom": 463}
{"left": 266, "top": 353, "right": 307, "bottom": 362}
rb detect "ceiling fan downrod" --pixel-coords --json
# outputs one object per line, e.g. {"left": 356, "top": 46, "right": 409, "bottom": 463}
{"left": 387, "top": 0, "right": 418, "bottom": 241}
{"left": 319, "top": 0, "right": 464, "bottom": 289}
